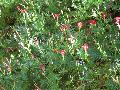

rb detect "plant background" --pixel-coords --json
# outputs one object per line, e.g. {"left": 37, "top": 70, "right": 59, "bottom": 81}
{"left": 0, "top": 0, "right": 120, "bottom": 90}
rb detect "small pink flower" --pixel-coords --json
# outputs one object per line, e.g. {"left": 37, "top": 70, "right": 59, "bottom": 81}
{"left": 52, "top": 13, "right": 60, "bottom": 20}
{"left": 16, "top": 6, "right": 20, "bottom": 10}
{"left": 39, "top": 64, "right": 45, "bottom": 71}
{"left": 60, "top": 24, "right": 69, "bottom": 31}
{"left": 7, "top": 67, "right": 12, "bottom": 72}
{"left": 77, "top": 22, "right": 83, "bottom": 29}
{"left": 20, "top": 9, "right": 27, "bottom": 13}
{"left": 60, "top": 50, "right": 65, "bottom": 56}
{"left": 82, "top": 43, "right": 89, "bottom": 52}
{"left": 88, "top": 20, "right": 96, "bottom": 25}
{"left": 114, "top": 16, "right": 120, "bottom": 25}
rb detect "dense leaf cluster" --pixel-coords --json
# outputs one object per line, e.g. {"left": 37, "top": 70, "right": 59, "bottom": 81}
{"left": 0, "top": 0, "right": 120, "bottom": 90}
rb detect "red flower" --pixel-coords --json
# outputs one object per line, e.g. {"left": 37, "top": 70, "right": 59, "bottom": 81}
{"left": 77, "top": 22, "right": 83, "bottom": 29}
{"left": 114, "top": 16, "right": 120, "bottom": 25}
{"left": 82, "top": 43, "right": 89, "bottom": 52}
{"left": 60, "top": 50, "right": 65, "bottom": 56}
{"left": 16, "top": 6, "right": 20, "bottom": 10}
{"left": 60, "top": 24, "right": 69, "bottom": 31}
{"left": 20, "top": 9, "right": 27, "bottom": 13}
{"left": 101, "top": 12, "right": 107, "bottom": 20}
{"left": 52, "top": 13, "right": 60, "bottom": 20}
{"left": 39, "top": 64, "right": 45, "bottom": 71}
{"left": 88, "top": 20, "right": 96, "bottom": 25}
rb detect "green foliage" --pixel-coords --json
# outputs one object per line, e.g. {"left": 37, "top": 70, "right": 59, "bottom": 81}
{"left": 0, "top": 0, "right": 120, "bottom": 90}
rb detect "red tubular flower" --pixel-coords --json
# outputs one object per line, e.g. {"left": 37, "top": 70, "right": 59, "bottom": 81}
{"left": 114, "top": 16, "right": 120, "bottom": 25}
{"left": 82, "top": 43, "right": 89, "bottom": 52}
{"left": 39, "top": 64, "right": 45, "bottom": 71}
{"left": 88, "top": 20, "right": 96, "bottom": 25}
{"left": 77, "top": 22, "right": 83, "bottom": 29}
{"left": 52, "top": 13, "right": 60, "bottom": 20}
{"left": 101, "top": 12, "right": 107, "bottom": 20}
{"left": 16, "top": 6, "right": 20, "bottom": 10}
{"left": 20, "top": 9, "right": 27, "bottom": 13}
{"left": 60, "top": 50, "right": 65, "bottom": 56}
{"left": 60, "top": 24, "right": 69, "bottom": 31}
